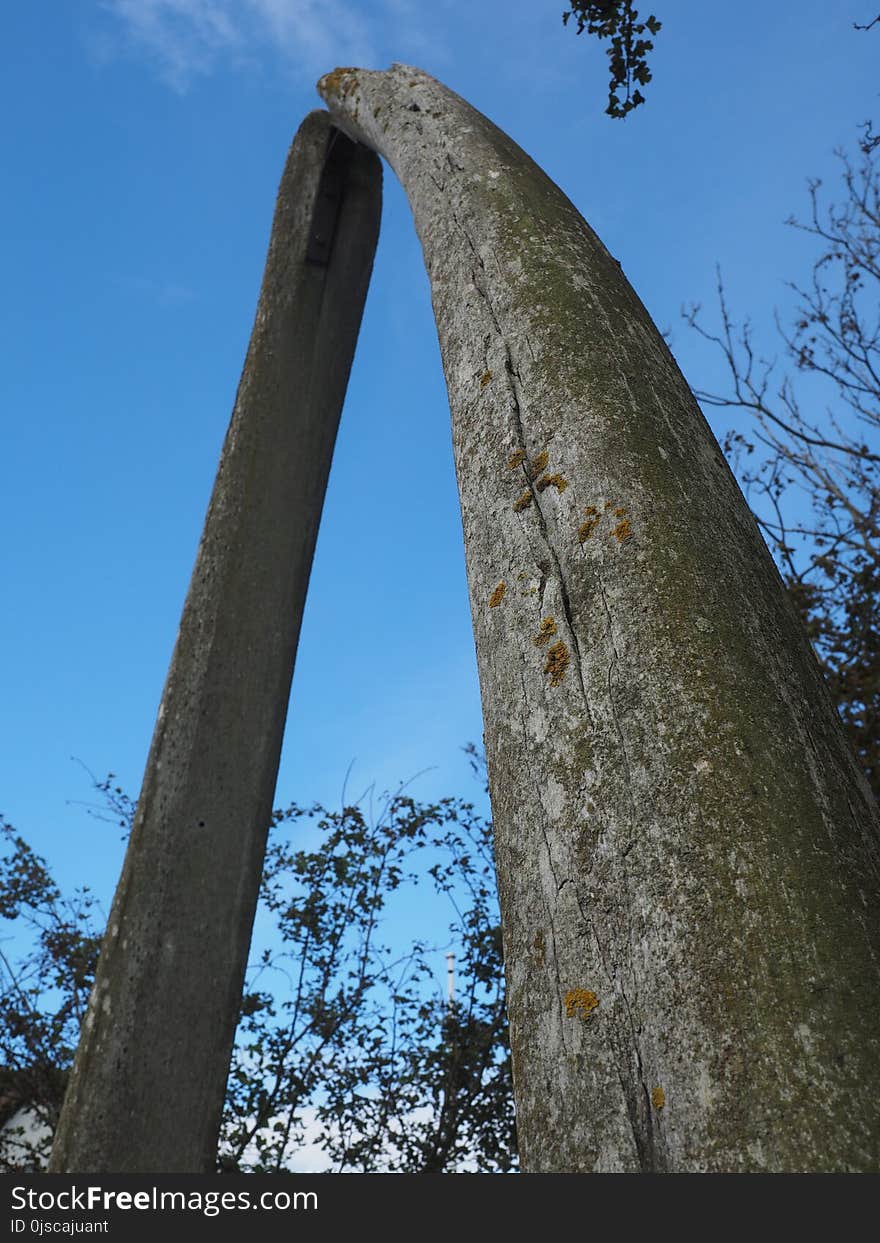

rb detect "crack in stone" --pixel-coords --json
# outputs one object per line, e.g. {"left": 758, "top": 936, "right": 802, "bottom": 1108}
{"left": 432, "top": 99, "right": 652, "bottom": 1169}
{"left": 456, "top": 210, "right": 595, "bottom": 724}
{"left": 515, "top": 657, "right": 571, "bottom": 1054}
{"left": 589, "top": 576, "right": 659, "bottom": 1164}
{"left": 596, "top": 572, "right": 638, "bottom": 837}
{"left": 573, "top": 887, "right": 658, "bottom": 1170}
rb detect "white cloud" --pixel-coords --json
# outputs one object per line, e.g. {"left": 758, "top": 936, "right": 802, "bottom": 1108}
{"left": 247, "top": 0, "right": 375, "bottom": 70}
{"left": 98, "top": 0, "right": 383, "bottom": 92}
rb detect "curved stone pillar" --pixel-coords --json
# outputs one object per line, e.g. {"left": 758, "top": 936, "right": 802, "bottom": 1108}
{"left": 318, "top": 64, "right": 880, "bottom": 1172}
{"left": 50, "top": 111, "right": 382, "bottom": 1172}
{"left": 53, "top": 64, "right": 880, "bottom": 1174}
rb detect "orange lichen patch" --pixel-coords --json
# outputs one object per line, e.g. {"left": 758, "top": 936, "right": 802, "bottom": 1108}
{"left": 536, "top": 473, "right": 569, "bottom": 493}
{"left": 317, "top": 68, "right": 359, "bottom": 98}
{"left": 611, "top": 518, "right": 634, "bottom": 543}
{"left": 488, "top": 581, "right": 506, "bottom": 608}
{"left": 513, "top": 490, "right": 533, "bottom": 512}
{"left": 532, "top": 616, "right": 557, "bottom": 646}
{"left": 651, "top": 1086, "right": 666, "bottom": 1111}
{"left": 614, "top": 506, "right": 628, "bottom": 517}
{"left": 480, "top": 370, "right": 492, "bottom": 389}
{"left": 604, "top": 501, "right": 615, "bottom": 510}
{"left": 507, "top": 449, "right": 526, "bottom": 470}
{"left": 564, "top": 988, "right": 599, "bottom": 1020}
{"left": 529, "top": 449, "right": 549, "bottom": 475}
{"left": 578, "top": 515, "right": 601, "bottom": 542}
{"left": 544, "top": 640, "right": 570, "bottom": 686}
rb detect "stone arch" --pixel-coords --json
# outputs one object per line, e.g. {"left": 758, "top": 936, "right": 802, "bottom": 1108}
{"left": 52, "top": 68, "right": 880, "bottom": 1173}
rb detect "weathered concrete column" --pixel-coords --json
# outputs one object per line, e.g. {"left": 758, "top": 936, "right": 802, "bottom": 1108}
{"left": 319, "top": 64, "right": 880, "bottom": 1171}
{"left": 50, "top": 112, "right": 381, "bottom": 1172}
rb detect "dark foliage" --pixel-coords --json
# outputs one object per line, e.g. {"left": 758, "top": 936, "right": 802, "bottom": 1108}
{"left": 562, "top": 2, "right": 661, "bottom": 118}
{"left": 0, "top": 766, "right": 516, "bottom": 1173}
{"left": 0, "top": 819, "right": 99, "bottom": 1170}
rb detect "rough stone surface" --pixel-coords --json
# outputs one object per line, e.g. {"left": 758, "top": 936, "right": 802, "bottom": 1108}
{"left": 319, "top": 64, "right": 880, "bottom": 1171}
{"left": 49, "top": 112, "right": 382, "bottom": 1173}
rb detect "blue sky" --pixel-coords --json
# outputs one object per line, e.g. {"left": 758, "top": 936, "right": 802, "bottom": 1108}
{"left": 1, "top": 0, "right": 877, "bottom": 914}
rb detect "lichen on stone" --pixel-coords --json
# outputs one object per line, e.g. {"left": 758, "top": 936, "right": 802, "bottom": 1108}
{"left": 533, "top": 616, "right": 558, "bottom": 646}
{"left": 489, "top": 581, "right": 506, "bottom": 608}
{"left": 536, "top": 473, "right": 569, "bottom": 493}
{"left": 578, "top": 513, "right": 601, "bottom": 542}
{"left": 544, "top": 640, "right": 570, "bottom": 685}
{"left": 513, "top": 490, "right": 533, "bottom": 512}
{"left": 564, "top": 988, "right": 599, "bottom": 1020}
{"left": 317, "top": 68, "right": 359, "bottom": 99}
